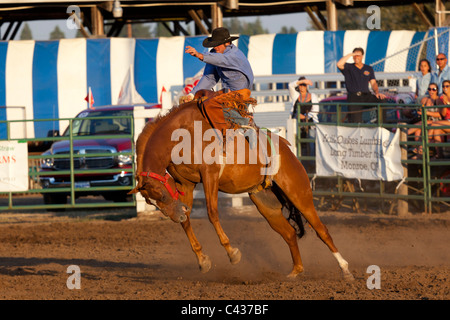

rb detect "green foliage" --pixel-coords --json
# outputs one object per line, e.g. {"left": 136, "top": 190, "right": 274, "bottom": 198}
{"left": 49, "top": 25, "right": 65, "bottom": 40}
{"left": 280, "top": 26, "right": 297, "bottom": 34}
{"left": 120, "top": 23, "right": 152, "bottom": 38}
{"left": 308, "top": 4, "right": 440, "bottom": 31}
{"left": 223, "top": 17, "right": 269, "bottom": 35}
{"left": 20, "top": 23, "right": 33, "bottom": 40}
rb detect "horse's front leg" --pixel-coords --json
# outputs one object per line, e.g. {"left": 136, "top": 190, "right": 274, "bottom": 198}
{"left": 201, "top": 167, "right": 241, "bottom": 265}
{"left": 178, "top": 181, "right": 211, "bottom": 273}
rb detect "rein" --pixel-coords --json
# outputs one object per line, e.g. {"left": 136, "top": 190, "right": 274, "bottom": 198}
{"left": 139, "top": 172, "right": 185, "bottom": 200}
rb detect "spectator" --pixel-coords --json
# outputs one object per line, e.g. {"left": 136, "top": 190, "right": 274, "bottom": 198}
{"left": 429, "top": 80, "right": 450, "bottom": 158}
{"left": 288, "top": 76, "right": 319, "bottom": 122}
{"left": 337, "top": 47, "right": 386, "bottom": 123}
{"left": 415, "top": 58, "right": 432, "bottom": 104}
{"left": 288, "top": 76, "right": 319, "bottom": 156}
{"left": 432, "top": 53, "right": 450, "bottom": 94}
{"left": 408, "top": 82, "right": 443, "bottom": 159}
{"left": 429, "top": 119, "right": 450, "bottom": 159}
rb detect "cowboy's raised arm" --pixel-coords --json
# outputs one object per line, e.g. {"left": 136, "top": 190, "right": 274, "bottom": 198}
{"left": 185, "top": 46, "right": 204, "bottom": 61}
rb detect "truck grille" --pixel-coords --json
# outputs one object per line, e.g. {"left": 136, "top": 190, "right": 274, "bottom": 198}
{"left": 53, "top": 147, "right": 115, "bottom": 170}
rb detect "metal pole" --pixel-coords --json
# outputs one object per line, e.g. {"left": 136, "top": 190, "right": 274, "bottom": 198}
{"left": 69, "top": 119, "right": 75, "bottom": 207}
{"left": 398, "top": 126, "right": 409, "bottom": 216}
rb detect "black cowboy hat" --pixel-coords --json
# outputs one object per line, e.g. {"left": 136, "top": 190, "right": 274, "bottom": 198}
{"left": 202, "top": 27, "right": 239, "bottom": 48}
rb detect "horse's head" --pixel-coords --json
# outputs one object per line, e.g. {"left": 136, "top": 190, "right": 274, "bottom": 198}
{"left": 129, "top": 173, "right": 189, "bottom": 223}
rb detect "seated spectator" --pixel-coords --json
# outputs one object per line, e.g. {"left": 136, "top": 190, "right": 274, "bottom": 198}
{"left": 408, "top": 82, "right": 443, "bottom": 159}
{"left": 429, "top": 88, "right": 450, "bottom": 158}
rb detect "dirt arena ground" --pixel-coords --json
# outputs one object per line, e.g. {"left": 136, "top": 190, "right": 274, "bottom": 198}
{"left": 0, "top": 205, "right": 448, "bottom": 302}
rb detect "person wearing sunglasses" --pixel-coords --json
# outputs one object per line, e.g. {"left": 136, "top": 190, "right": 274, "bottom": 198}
{"left": 288, "top": 76, "right": 319, "bottom": 122}
{"left": 408, "top": 82, "right": 443, "bottom": 158}
{"left": 432, "top": 53, "right": 450, "bottom": 94}
{"left": 428, "top": 80, "right": 450, "bottom": 158}
{"left": 288, "top": 76, "right": 319, "bottom": 157}
{"left": 337, "top": 47, "right": 386, "bottom": 123}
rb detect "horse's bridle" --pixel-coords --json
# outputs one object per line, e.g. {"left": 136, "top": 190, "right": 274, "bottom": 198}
{"left": 139, "top": 171, "right": 185, "bottom": 200}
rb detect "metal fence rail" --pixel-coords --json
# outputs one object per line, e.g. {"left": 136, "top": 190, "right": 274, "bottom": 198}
{"left": 0, "top": 115, "right": 136, "bottom": 211}
{"left": 1, "top": 105, "right": 449, "bottom": 214}
{"left": 296, "top": 102, "right": 450, "bottom": 214}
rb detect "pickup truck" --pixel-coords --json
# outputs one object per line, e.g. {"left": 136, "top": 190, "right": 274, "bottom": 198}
{"left": 39, "top": 104, "right": 161, "bottom": 205}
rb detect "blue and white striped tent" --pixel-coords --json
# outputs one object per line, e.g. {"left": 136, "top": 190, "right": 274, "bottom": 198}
{"left": 0, "top": 29, "right": 433, "bottom": 138}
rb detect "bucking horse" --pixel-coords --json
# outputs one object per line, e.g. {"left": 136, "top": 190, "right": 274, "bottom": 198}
{"left": 129, "top": 89, "right": 354, "bottom": 280}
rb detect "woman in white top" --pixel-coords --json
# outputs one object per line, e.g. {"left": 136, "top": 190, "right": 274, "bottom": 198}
{"left": 415, "top": 58, "right": 432, "bottom": 104}
{"left": 288, "top": 76, "right": 319, "bottom": 123}
{"left": 288, "top": 76, "right": 319, "bottom": 156}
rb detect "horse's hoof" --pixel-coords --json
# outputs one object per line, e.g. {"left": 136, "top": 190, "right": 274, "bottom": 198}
{"left": 287, "top": 266, "right": 304, "bottom": 279}
{"left": 229, "top": 248, "right": 241, "bottom": 265}
{"left": 199, "top": 255, "right": 212, "bottom": 273}
{"left": 343, "top": 271, "right": 355, "bottom": 282}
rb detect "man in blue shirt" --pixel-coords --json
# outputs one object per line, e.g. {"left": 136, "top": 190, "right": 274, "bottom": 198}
{"left": 338, "top": 47, "right": 386, "bottom": 123}
{"left": 182, "top": 27, "right": 255, "bottom": 134}
{"left": 183, "top": 27, "right": 254, "bottom": 101}
{"left": 432, "top": 53, "right": 450, "bottom": 94}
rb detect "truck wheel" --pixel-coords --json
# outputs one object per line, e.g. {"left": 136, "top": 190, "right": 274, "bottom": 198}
{"left": 43, "top": 193, "right": 67, "bottom": 211}
{"left": 103, "top": 192, "right": 129, "bottom": 202}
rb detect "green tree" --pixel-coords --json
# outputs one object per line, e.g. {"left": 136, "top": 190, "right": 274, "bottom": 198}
{"left": 20, "top": 22, "right": 33, "bottom": 40}
{"left": 75, "top": 28, "right": 85, "bottom": 38}
{"left": 118, "top": 23, "right": 152, "bottom": 38}
{"left": 49, "top": 25, "right": 65, "bottom": 40}
{"left": 152, "top": 22, "right": 173, "bottom": 37}
{"left": 308, "top": 4, "right": 438, "bottom": 31}
{"left": 280, "top": 26, "right": 297, "bottom": 34}
{"left": 224, "top": 17, "right": 241, "bottom": 34}
{"left": 223, "top": 17, "right": 268, "bottom": 35}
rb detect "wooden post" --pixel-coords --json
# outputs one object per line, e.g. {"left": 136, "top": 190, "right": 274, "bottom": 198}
{"left": 188, "top": 9, "right": 209, "bottom": 35}
{"left": 305, "top": 6, "right": 326, "bottom": 31}
{"left": 435, "top": 0, "right": 446, "bottom": 27}
{"left": 90, "top": 6, "right": 104, "bottom": 36}
{"left": 326, "top": 0, "right": 338, "bottom": 31}
{"left": 398, "top": 126, "right": 409, "bottom": 216}
{"left": 211, "top": 3, "right": 223, "bottom": 30}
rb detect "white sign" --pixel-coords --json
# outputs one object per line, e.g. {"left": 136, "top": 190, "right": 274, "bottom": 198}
{"left": 0, "top": 141, "right": 29, "bottom": 191}
{"left": 315, "top": 124, "right": 404, "bottom": 181}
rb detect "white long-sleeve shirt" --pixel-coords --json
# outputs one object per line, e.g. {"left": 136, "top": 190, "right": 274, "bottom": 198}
{"left": 288, "top": 80, "right": 320, "bottom": 123}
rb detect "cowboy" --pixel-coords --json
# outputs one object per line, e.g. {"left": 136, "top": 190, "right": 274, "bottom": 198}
{"left": 184, "top": 27, "right": 254, "bottom": 101}
{"left": 182, "top": 27, "right": 255, "bottom": 134}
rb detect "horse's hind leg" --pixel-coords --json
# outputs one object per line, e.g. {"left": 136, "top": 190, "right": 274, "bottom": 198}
{"left": 274, "top": 143, "right": 354, "bottom": 280}
{"left": 249, "top": 189, "right": 304, "bottom": 278}
{"left": 178, "top": 182, "right": 211, "bottom": 273}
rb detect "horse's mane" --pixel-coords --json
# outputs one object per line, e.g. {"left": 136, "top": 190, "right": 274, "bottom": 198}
{"left": 135, "top": 102, "right": 196, "bottom": 173}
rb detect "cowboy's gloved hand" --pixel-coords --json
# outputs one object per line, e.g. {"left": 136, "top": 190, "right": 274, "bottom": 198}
{"left": 179, "top": 93, "right": 194, "bottom": 104}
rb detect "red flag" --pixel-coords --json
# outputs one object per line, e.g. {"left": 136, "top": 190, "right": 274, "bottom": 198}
{"left": 159, "top": 86, "right": 167, "bottom": 104}
{"left": 84, "top": 87, "right": 94, "bottom": 108}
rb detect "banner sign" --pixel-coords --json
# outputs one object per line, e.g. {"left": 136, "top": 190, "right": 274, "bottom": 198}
{"left": 315, "top": 124, "right": 404, "bottom": 181}
{"left": 0, "top": 141, "right": 29, "bottom": 192}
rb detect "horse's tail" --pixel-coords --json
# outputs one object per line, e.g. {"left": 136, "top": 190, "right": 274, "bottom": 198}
{"left": 286, "top": 201, "right": 306, "bottom": 239}
{"left": 272, "top": 183, "right": 306, "bottom": 239}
